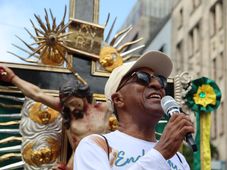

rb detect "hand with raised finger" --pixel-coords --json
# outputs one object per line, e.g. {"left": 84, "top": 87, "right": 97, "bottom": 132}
{"left": 154, "top": 114, "right": 195, "bottom": 159}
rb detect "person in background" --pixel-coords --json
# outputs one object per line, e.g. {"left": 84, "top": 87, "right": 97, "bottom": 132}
{"left": 73, "top": 51, "right": 194, "bottom": 170}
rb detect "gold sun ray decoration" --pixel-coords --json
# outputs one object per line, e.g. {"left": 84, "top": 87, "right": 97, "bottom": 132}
{"left": 99, "top": 15, "right": 145, "bottom": 72}
{"left": 8, "top": 6, "right": 71, "bottom": 66}
{"left": 7, "top": 6, "right": 87, "bottom": 85}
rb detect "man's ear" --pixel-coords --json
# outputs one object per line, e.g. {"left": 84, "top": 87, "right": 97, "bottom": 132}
{"left": 111, "top": 92, "right": 124, "bottom": 108}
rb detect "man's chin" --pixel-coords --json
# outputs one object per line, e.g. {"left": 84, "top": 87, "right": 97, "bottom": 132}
{"left": 146, "top": 106, "right": 164, "bottom": 115}
{"left": 147, "top": 110, "right": 164, "bottom": 120}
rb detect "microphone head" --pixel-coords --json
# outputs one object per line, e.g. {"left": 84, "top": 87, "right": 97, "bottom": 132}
{"left": 161, "top": 96, "right": 180, "bottom": 116}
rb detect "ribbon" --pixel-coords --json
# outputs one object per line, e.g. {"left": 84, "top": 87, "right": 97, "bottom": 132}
{"left": 184, "top": 77, "right": 221, "bottom": 170}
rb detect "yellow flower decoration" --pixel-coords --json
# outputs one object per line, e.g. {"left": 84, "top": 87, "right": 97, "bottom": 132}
{"left": 185, "top": 77, "right": 221, "bottom": 113}
{"left": 193, "top": 84, "right": 216, "bottom": 108}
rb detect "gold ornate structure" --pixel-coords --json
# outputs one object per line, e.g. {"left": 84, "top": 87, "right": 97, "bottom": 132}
{"left": 92, "top": 24, "right": 145, "bottom": 76}
{"left": 67, "top": 19, "right": 104, "bottom": 60}
{"left": 8, "top": 6, "right": 71, "bottom": 67}
{"left": 28, "top": 102, "right": 60, "bottom": 125}
{"left": 20, "top": 99, "right": 62, "bottom": 169}
{"left": 22, "top": 138, "right": 60, "bottom": 167}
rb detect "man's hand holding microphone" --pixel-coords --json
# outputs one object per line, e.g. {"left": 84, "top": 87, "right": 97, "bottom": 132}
{"left": 154, "top": 96, "right": 197, "bottom": 160}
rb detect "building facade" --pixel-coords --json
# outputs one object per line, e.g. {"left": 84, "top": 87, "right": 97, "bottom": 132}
{"left": 144, "top": 18, "right": 172, "bottom": 58}
{"left": 119, "top": 0, "right": 173, "bottom": 54}
{"left": 171, "top": 0, "right": 227, "bottom": 166}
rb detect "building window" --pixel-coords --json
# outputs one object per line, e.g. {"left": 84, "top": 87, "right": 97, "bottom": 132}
{"left": 210, "top": 7, "right": 216, "bottom": 37}
{"left": 178, "top": 8, "right": 183, "bottom": 29}
{"left": 216, "top": 1, "right": 223, "bottom": 31}
{"left": 210, "top": 1, "right": 223, "bottom": 37}
{"left": 188, "top": 24, "right": 200, "bottom": 57}
{"left": 188, "top": 31, "right": 193, "bottom": 57}
{"left": 217, "top": 52, "right": 224, "bottom": 79}
{"left": 176, "top": 41, "right": 183, "bottom": 73}
{"left": 212, "top": 57, "right": 217, "bottom": 80}
{"left": 193, "top": 25, "right": 200, "bottom": 53}
{"left": 187, "top": 23, "right": 200, "bottom": 74}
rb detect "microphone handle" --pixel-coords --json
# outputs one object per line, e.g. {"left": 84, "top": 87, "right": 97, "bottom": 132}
{"left": 185, "top": 133, "right": 197, "bottom": 152}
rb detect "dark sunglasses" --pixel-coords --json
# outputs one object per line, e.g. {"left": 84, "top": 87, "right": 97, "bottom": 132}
{"left": 117, "top": 71, "right": 167, "bottom": 91}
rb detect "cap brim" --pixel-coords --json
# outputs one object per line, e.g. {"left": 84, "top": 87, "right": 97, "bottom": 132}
{"left": 127, "top": 51, "right": 173, "bottom": 78}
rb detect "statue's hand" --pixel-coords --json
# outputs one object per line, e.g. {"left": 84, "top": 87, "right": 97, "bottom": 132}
{"left": 0, "top": 65, "right": 16, "bottom": 83}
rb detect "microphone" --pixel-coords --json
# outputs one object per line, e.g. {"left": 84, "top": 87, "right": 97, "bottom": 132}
{"left": 161, "top": 96, "right": 197, "bottom": 152}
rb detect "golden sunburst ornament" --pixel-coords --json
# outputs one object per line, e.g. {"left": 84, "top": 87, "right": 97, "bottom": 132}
{"left": 8, "top": 6, "right": 71, "bottom": 66}
{"left": 99, "top": 15, "right": 145, "bottom": 72}
{"left": 8, "top": 6, "right": 88, "bottom": 85}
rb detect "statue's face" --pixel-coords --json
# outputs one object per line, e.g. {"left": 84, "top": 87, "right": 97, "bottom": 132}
{"left": 64, "top": 96, "right": 85, "bottom": 115}
{"left": 38, "top": 111, "right": 51, "bottom": 124}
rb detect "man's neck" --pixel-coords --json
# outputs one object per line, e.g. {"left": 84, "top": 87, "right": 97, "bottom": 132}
{"left": 118, "top": 123, "right": 157, "bottom": 142}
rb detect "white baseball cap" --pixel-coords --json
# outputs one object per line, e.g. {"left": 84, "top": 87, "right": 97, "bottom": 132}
{"left": 104, "top": 50, "right": 173, "bottom": 106}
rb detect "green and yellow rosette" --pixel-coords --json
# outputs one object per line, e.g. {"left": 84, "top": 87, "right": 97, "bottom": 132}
{"left": 185, "top": 77, "right": 221, "bottom": 170}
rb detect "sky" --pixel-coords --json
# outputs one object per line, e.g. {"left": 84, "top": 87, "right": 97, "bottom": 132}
{"left": 0, "top": 0, "right": 137, "bottom": 63}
